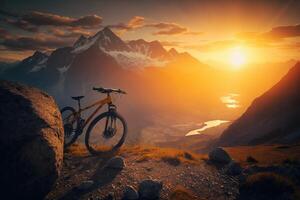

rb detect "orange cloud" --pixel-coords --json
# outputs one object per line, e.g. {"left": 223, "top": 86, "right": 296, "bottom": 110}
{"left": 160, "top": 40, "right": 182, "bottom": 47}
{"left": 185, "top": 40, "right": 240, "bottom": 51}
{"left": 22, "top": 11, "right": 102, "bottom": 28}
{"left": 127, "top": 16, "right": 145, "bottom": 28}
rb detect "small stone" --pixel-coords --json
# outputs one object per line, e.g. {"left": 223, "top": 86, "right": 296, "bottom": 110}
{"left": 105, "top": 156, "right": 126, "bottom": 169}
{"left": 246, "top": 156, "right": 258, "bottom": 164}
{"left": 122, "top": 185, "right": 139, "bottom": 200}
{"left": 77, "top": 180, "right": 94, "bottom": 190}
{"left": 103, "top": 193, "right": 114, "bottom": 200}
{"left": 138, "top": 179, "right": 163, "bottom": 200}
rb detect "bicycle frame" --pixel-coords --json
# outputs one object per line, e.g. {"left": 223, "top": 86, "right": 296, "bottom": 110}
{"left": 65, "top": 95, "right": 113, "bottom": 130}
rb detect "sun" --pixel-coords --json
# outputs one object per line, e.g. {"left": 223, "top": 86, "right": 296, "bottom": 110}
{"left": 229, "top": 47, "right": 246, "bottom": 69}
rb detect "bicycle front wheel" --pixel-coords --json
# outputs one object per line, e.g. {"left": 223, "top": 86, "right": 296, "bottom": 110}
{"left": 85, "top": 111, "right": 127, "bottom": 156}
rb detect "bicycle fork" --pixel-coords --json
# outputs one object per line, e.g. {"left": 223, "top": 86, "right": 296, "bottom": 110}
{"left": 103, "top": 110, "right": 117, "bottom": 138}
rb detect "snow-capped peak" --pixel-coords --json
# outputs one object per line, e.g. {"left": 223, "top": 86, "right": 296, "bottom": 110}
{"left": 72, "top": 27, "right": 130, "bottom": 54}
{"left": 73, "top": 35, "right": 87, "bottom": 48}
{"left": 71, "top": 27, "right": 180, "bottom": 69}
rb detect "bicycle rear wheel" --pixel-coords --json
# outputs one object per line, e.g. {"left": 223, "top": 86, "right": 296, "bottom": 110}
{"left": 61, "top": 106, "right": 79, "bottom": 147}
{"left": 85, "top": 111, "right": 127, "bottom": 156}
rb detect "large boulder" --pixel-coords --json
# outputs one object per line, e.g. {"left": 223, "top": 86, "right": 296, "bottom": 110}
{"left": 0, "top": 80, "right": 64, "bottom": 199}
{"left": 209, "top": 147, "right": 232, "bottom": 164}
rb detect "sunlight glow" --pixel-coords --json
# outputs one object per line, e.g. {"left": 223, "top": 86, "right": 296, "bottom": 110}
{"left": 220, "top": 93, "right": 241, "bottom": 108}
{"left": 229, "top": 47, "right": 246, "bottom": 69}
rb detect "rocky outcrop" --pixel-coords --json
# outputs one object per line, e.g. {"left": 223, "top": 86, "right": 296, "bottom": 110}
{"left": 0, "top": 80, "right": 64, "bottom": 199}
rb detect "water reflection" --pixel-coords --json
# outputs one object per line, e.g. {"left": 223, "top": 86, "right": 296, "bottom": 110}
{"left": 220, "top": 93, "right": 240, "bottom": 108}
{"left": 185, "top": 120, "right": 229, "bottom": 136}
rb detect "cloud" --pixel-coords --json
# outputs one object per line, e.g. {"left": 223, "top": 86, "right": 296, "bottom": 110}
{"left": 160, "top": 40, "right": 182, "bottom": 47}
{"left": 263, "top": 24, "right": 300, "bottom": 39}
{"left": 0, "top": 28, "right": 12, "bottom": 39}
{"left": 1, "top": 33, "right": 72, "bottom": 51}
{"left": 49, "top": 27, "right": 93, "bottom": 38}
{"left": 1, "top": 10, "right": 103, "bottom": 33}
{"left": 22, "top": 11, "right": 102, "bottom": 28}
{"left": 128, "top": 16, "right": 145, "bottom": 28}
{"left": 144, "top": 22, "right": 202, "bottom": 35}
{"left": 145, "top": 22, "right": 187, "bottom": 35}
{"left": 0, "top": 9, "right": 19, "bottom": 18}
{"left": 184, "top": 31, "right": 203, "bottom": 35}
{"left": 4, "top": 18, "right": 39, "bottom": 32}
{"left": 108, "top": 16, "right": 201, "bottom": 36}
{"left": 237, "top": 24, "right": 300, "bottom": 44}
{"left": 276, "top": 42, "right": 300, "bottom": 50}
{"left": 108, "top": 16, "right": 145, "bottom": 31}
{"left": 186, "top": 40, "right": 240, "bottom": 51}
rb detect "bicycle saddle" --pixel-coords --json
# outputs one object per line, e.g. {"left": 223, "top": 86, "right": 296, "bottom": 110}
{"left": 93, "top": 87, "right": 126, "bottom": 94}
{"left": 71, "top": 96, "right": 85, "bottom": 100}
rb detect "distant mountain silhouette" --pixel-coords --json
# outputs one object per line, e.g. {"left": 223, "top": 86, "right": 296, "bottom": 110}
{"left": 1, "top": 27, "right": 200, "bottom": 99}
{"left": 219, "top": 62, "right": 300, "bottom": 146}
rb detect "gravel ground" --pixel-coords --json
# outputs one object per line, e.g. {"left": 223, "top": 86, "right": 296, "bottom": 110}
{"left": 46, "top": 150, "right": 240, "bottom": 200}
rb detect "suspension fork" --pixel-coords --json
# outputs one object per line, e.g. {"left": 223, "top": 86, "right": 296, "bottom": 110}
{"left": 104, "top": 103, "right": 117, "bottom": 131}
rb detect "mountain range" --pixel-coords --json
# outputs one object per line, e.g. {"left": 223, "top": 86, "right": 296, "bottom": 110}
{"left": 1, "top": 27, "right": 202, "bottom": 104}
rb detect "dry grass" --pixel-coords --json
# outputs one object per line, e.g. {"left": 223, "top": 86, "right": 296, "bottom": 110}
{"left": 169, "top": 185, "right": 197, "bottom": 200}
{"left": 121, "top": 145, "right": 206, "bottom": 165}
{"left": 224, "top": 144, "right": 300, "bottom": 166}
{"left": 66, "top": 143, "right": 120, "bottom": 157}
{"left": 239, "top": 172, "right": 300, "bottom": 200}
{"left": 66, "top": 143, "right": 88, "bottom": 156}
{"left": 66, "top": 143, "right": 206, "bottom": 165}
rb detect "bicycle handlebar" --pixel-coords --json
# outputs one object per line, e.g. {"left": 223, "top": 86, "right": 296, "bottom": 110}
{"left": 93, "top": 87, "right": 127, "bottom": 94}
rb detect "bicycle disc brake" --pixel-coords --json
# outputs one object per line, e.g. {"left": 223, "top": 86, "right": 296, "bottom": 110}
{"left": 103, "top": 116, "right": 117, "bottom": 139}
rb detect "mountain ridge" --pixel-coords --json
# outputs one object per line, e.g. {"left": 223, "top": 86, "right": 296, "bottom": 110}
{"left": 219, "top": 62, "right": 300, "bottom": 146}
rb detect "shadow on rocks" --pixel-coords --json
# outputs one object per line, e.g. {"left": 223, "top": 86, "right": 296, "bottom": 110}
{"left": 58, "top": 156, "right": 124, "bottom": 200}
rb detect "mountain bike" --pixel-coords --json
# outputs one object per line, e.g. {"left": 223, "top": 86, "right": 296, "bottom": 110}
{"left": 60, "top": 87, "right": 127, "bottom": 156}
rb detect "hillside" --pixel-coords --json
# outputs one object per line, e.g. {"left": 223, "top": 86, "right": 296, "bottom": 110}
{"left": 219, "top": 62, "right": 300, "bottom": 146}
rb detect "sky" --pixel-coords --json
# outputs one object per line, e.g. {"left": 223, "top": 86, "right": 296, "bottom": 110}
{"left": 1, "top": 0, "right": 300, "bottom": 66}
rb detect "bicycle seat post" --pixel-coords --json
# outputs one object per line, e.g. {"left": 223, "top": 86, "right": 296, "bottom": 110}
{"left": 77, "top": 99, "right": 81, "bottom": 110}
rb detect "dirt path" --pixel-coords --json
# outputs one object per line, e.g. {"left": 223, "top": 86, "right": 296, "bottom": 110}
{"left": 46, "top": 147, "right": 239, "bottom": 200}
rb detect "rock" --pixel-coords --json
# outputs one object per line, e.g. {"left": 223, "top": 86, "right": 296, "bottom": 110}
{"left": 225, "top": 161, "right": 243, "bottom": 176}
{"left": 105, "top": 156, "right": 126, "bottom": 169}
{"left": 77, "top": 180, "right": 94, "bottom": 191}
{"left": 122, "top": 185, "right": 139, "bottom": 200}
{"left": 138, "top": 179, "right": 163, "bottom": 200}
{"left": 0, "top": 80, "right": 64, "bottom": 199}
{"left": 246, "top": 156, "right": 258, "bottom": 164}
{"left": 209, "top": 147, "right": 232, "bottom": 164}
{"left": 103, "top": 193, "right": 115, "bottom": 200}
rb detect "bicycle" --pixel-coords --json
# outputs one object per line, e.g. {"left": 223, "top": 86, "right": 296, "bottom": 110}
{"left": 60, "top": 87, "right": 127, "bottom": 156}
